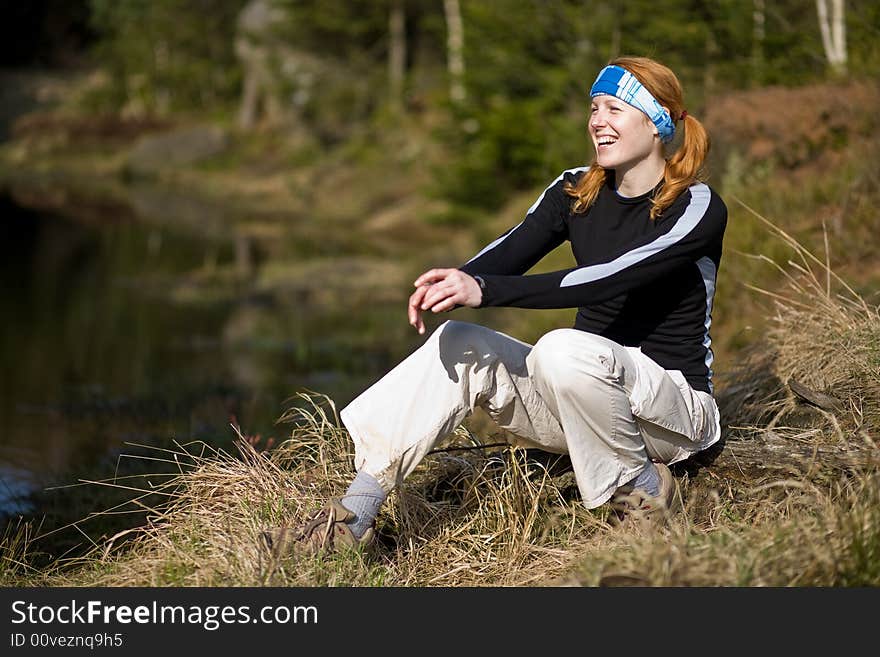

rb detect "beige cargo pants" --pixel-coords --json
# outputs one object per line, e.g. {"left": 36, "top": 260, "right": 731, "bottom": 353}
{"left": 341, "top": 320, "right": 720, "bottom": 509}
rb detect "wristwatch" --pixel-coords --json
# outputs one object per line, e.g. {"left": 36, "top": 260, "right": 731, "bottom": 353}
{"left": 473, "top": 275, "right": 487, "bottom": 306}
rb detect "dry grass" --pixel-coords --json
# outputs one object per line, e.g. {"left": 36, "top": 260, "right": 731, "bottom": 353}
{"left": 721, "top": 198, "right": 880, "bottom": 438}
{"left": 0, "top": 396, "right": 612, "bottom": 587}
{"left": 576, "top": 201, "right": 880, "bottom": 587}
{"left": 2, "top": 207, "right": 879, "bottom": 587}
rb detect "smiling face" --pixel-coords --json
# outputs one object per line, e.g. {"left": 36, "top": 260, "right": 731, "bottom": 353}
{"left": 589, "top": 94, "right": 660, "bottom": 175}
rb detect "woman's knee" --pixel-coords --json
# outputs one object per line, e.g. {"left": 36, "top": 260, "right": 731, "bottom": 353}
{"left": 529, "top": 329, "right": 621, "bottom": 390}
{"left": 432, "top": 320, "right": 502, "bottom": 355}
{"left": 530, "top": 329, "right": 586, "bottom": 373}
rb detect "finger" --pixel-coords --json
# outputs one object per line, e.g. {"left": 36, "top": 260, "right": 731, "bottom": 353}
{"left": 409, "top": 285, "right": 429, "bottom": 308}
{"left": 411, "top": 308, "right": 425, "bottom": 334}
{"left": 430, "top": 295, "right": 461, "bottom": 313}
{"left": 413, "top": 270, "right": 440, "bottom": 287}
{"left": 414, "top": 268, "right": 452, "bottom": 287}
{"left": 407, "top": 298, "right": 425, "bottom": 331}
{"left": 418, "top": 283, "right": 441, "bottom": 309}
{"left": 409, "top": 284, "right": 435, "bottom": 334}
{"left": 421, "top": 283, "right": 454, "bottom": 310}
{"left": 408, "top": 294, "right": 423, "bottom": 323}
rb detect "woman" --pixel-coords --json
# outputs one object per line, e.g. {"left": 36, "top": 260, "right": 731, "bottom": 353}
{"left": 266, "top": 56, "right": 727, "bottom": 554}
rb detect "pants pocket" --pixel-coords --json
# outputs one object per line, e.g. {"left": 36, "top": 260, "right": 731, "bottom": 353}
{"left": 626, "top": 350, "right": 698, "bottom": 441}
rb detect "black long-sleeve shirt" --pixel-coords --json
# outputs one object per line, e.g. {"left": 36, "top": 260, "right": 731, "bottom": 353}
{"left": 459, "top": 167, "right": 727, "bottom": 394}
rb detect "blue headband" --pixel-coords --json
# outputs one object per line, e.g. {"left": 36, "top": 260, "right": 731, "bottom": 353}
{"left": 590, "top": 65, "right": 676, "bottom": 144}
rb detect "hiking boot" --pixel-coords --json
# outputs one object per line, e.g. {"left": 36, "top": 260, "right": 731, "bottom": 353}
{"left": 609, "top": 461, "right": 677, "bottom": 524}
{"left": 262, "top": 499, "right": 375, "bottom": 558}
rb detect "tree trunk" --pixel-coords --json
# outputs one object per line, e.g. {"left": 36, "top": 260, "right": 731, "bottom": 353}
{"left": 443, "top": 0, "right": 466, "bottom": 105}
{"left": 610, "top": 7, "right": 621, "bottom": 59}
{"left": 816, "top": 0, "right": 848, "bottom": 75}
{"left": 751, "top": 0, "right": 765, "bottom": 86}
{"left": 238, "top": 57, "right": 259, "bottom": 129}
{"left": 703, "top": 29, "right": 718, "bottom": 99}
{"left": 831, "top": 0, "right": 847, "bottom": 72}
{"left": 389, "top": 0, "right": 406, "bottom": 112}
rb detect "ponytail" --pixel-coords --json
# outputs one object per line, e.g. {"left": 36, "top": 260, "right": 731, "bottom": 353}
{"left": 651, "top": 112, "right": 710, "bottom": 219}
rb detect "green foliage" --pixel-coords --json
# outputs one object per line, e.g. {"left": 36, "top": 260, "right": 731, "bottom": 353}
{"left": 76, "top": 0, "right": 880, "bottom": 176}
{"left": 428, "top": 0, "right": 880, "bottom": 217}
{"left": 436, "top": 100, "right": 557, "bottom": 210}
{"left": 87, "top": 0, "right": 247, "bottom": 114}
{"left": 848, "top": 1, "right": 880, "bottom": 78}
{"left": 274, "top": 0, "right": 395, "bottom": 62}
{"left": 431, "top": 1, "right": 601, "bottom": 212}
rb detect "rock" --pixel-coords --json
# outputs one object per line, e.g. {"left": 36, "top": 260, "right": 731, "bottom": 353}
{"left": 125, "top": 125, "right": 229, "bottom": 177}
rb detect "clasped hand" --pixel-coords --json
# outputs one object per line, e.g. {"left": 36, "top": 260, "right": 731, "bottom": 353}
{"left": 408, "top": 268, "right": 483, "bottom": 334}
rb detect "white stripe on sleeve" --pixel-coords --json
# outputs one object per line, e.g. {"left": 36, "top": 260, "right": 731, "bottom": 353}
{"left": 559, "top": 183, "right": 711, "bottom": 287}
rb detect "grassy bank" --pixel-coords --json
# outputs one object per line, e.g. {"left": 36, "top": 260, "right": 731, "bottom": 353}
{"left": 3, "top": 219, "right": 878, "bottom": 586}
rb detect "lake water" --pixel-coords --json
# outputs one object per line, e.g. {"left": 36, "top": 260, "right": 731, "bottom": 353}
{"left": 0, "top": 189, "right": 421, "bottom": 519}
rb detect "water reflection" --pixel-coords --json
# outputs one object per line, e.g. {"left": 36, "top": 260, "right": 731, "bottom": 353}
{"left": 0, "top": 464, "right": 36, "bottom": 515}
{"left": 0, "top": 191, "right": 416, "bottom": 518}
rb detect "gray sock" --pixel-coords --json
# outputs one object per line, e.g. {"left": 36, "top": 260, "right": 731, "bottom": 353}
{"left": 630, "top": 461, "right": 661, "bottom": 497}
{"left": 340, "top": 471, "right": 386, "bottom": 539}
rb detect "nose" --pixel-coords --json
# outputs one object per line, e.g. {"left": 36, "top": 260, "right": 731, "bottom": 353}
{"left": 589, "top": 107, "right": 606, "bottom": 131}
